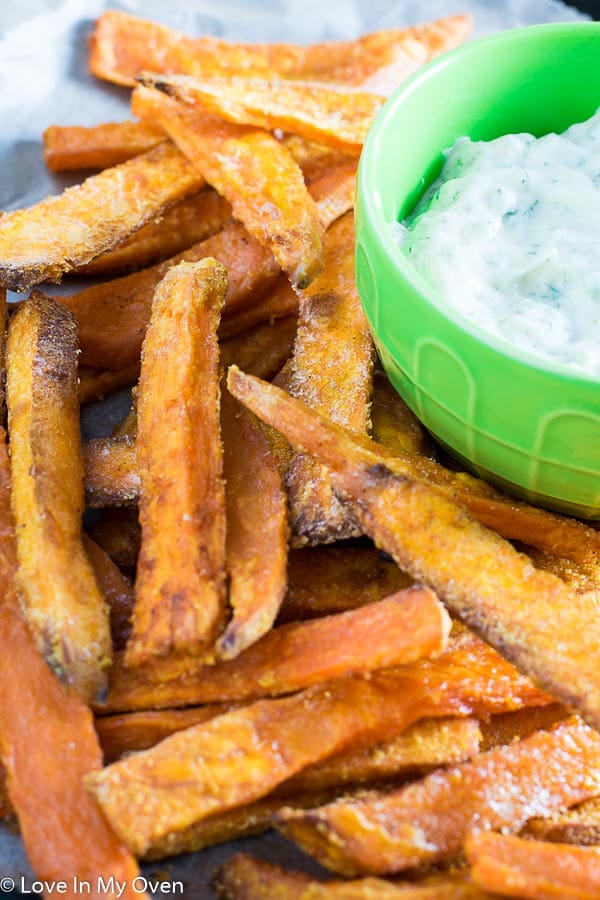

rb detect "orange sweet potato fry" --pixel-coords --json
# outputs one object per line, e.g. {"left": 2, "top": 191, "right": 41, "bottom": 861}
{"left": 90, "top": 9, "right": 470, "bottom": 96}
{"left": 78, "top": 363, "right": 140, "bottom": 405}
{"left": 88, "top": 628, "right": 548, "bottom": 857}
{"left": 144, "top": 73, "right": 382, "bottom": 154}
{"left": 0, "top": 406, "right": 141, "bottom": 889}
{"left": 133, "top": 85, "right": 323, "bottom": 288}
{"left": 83, "top": 438, "right": 139, "bottom": 508}
{"left": 478, "top": 703, "right": 568, "bottom": 752}
{"left": 217, "top": 854, "right": 492, "bottom": 900}
{"left": 279, "top": 545, "right": 414, "bottom": 623}
{"left": 370, "top": 365, "right": 435, "bottom": 459}
{"left": 276, "top": 718, "right": 600, "bottom": 876}
{"left": 87, "top": 508, "right": 141, "bottom": 572}
{"left": 525, "top": 796, "right": 600, "bottom": 846}
{"left": 227, "top": 368, "right": 600, "bottom": 726}
{"left": 284, "top": 212, "right": 375, "bottom": 544}
{"left": 107, "top": 586, "right": 451, "bottom": 711}
{"left": 43, "top": 120, "right": 165, "bottom": 171}
{"left": 466, "top": 831, "right": 600, "bottom": 899}
{"left": 77, "top": 187, "right": 231, "bottom": 276}
{"left": 218, "top": 273, "right": 299, "bottom": 341}
{"left": 309, "top": 159, "right": 358, "bottom": 228}
{"left": 219, "top": 314, "right": 298, "bottom": 383}
{"left": 83, "top": 534, "right": 134, "bottom": 652}
{"left": 126, "top": 259, "right": 228, "bottom": 667}
{"left": 7, "top": 294, "right": 111, "bottom": 702}
{"left": 218, "top": 390, "right": 288, "bottom": 659}
{"left": 0, "top": 142, "right": 203, "bottom": 292}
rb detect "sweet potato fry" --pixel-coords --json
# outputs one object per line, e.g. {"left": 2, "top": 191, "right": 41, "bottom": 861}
{"left": 478, "top": 703, "right": 568, "bottom": 752}
{"left": 525, "top": 796, "right": 600, "bottom": 846}
{"left": 279, "top": 545, "right": 414, "bottom": 623}
{"left": 282, "top": 134, "right": 353, "bottom": 181}
{"left": 218, "top": 273, "right": 298, "bottom": 341}
{"left": 7, "top": 294, "right": 111, "bottom": 702}
{"left": 78, "top": 363, "right": 140, "bottom": 405}
{"left": 227, "top": 369, "right": 600, "bottom": 726}
{"left": 87, "top": 508, "right": 141, "bottom": 571}
{"left": 0, "top": 410, "right": 141, "bottom": 889}
{"left": 219, "top": 314, "right": 298, "bottom": 382}
{"left": 133, "top": 86, "right": 323, "bottom": 288}
{"left": 107, "top": 586, "right": 451, "bottom": 711}
{"left": 277, "top": 718, "right": 600, "bottom": 876}
{"left": 145, "top": 73, "right": 382, "bottom": 154}
{"left": 0, "top": 142, "right": 204, "bottom": 292}
{"left": 284, "top": 212, "right": 375, "bottom": 544}
{"left": 309, "top": 159, "right": 358, "bottom": 228}
{"left": 219, "top": 390, "right": 288, "bottom": 659}
{"left": 77, "top": 187, "right": 231, "bottom": 276}
{"left": 83, "top": 535, "right": 134, "bottom": 652}
{"left": 216, "top": 854, "right": 492, "bottom": 900}
{"left": 370, "top": 366, "right": 435, "bottom": 459}
{"left": 43, "top": 120, "right": 165, "bottom": 171}
{"left": 466, "top": 831, "right": 600, "bottom": 899}
{"left": 90, "top": 9, "right": 470, "bottom": 95}
{"left": 83, "top": 438, "right": 139, "bottom": 508}
{"left": 88, "top": 628, "right": 548, "bottom": 856}
{"left": 126, "top": 259, "right": 227, "bottom": 666}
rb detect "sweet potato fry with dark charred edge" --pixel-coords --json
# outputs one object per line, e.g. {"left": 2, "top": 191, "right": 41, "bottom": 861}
{"left": 59, "top": 164, "right": 352, "bottom": 373}
{"left": 277, "top": 718, "right": 600, "bottom": 876}
{"left": 78, "top": 363, "right": 140, "bottom": 405}
{"left": 370, "top": 366, "right": 435, "bottom": 459}
{"left": 220, "top": 315, "right": 298, "bottom": 383}
{"left": 83, "top": 438, "right": 139, "bottom": 508}
{"left": 0, "top": 142, "right": 204, "bottom": 292}
{"left": 126, "top": 259, "right": 227, "bottom": 667}
{"left": 90, "top": 9, "right": 470, "bottom": 94}
{"left": 43, "top": 120, "right": 165, "bottom": 171}
{"left": 77, "top": 188, "right": 231, "bottom": 276}
{"left": 133, "top": 86, "right": 323, "bottom": 289}
{"left": 145, "top": 73, "right": 382, "bottom": 155}
{"left": 219, "top": 274, "right": 299, "bottom": 341}
{"left": 0, "top": 428, "right": 142, "bottom": 892}
{"left": 218, "top": 390, "right": 288, "bottom": 659}
{"left": 83, "top": 535, "right": 134, "bottom": 652}
{"left": 7, "top": 294, "right": 111, "bottom": 702}
{"left": 525, "top": 796, "right": 600, "bottom": 846}
{"left": 87, "top": 508, "right": 141, "bottom": 572}
{"left": 88, "top": 628, "right": 549, "bottom": 856}
{"left": 278, "top": 546, "right": 413, "bottom": 623}
{"left": 227, "top": 369, "right": 600, "bottom": 723}
{"left": 107, "top": 586, "right": 450, "bottom": 711}
{"left": 96, "top": 705, "right": 233, "bottom": 762}
{"left": 283, "top": 212, "right": 374, "bottom": 545}
{"left": 478, "top": 703, "right": 568, "bottom": 752}
{"left": 216, "top": 854, "right": 492, "bottom": 900}
{"left": 466, "top": 831, "right": 600, "bottom": 900}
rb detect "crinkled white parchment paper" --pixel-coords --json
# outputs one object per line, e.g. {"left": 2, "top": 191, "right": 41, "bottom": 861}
{"left": 0, "top": 0, "right": 590, "bottom": 895}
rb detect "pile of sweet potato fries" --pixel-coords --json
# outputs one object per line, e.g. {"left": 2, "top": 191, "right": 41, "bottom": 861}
{"left": 0, "top": 8, "right": 599, "bottom": 898}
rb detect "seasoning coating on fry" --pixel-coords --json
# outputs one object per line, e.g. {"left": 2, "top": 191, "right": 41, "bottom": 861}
{"left": 7, "top": 294, "right": 111, "bottom": 702}
{"left": 43, "top": 120, "right": 165, "bottom": 171}
{"left": 0, "top": 142, "right": 204, "bottom": 292}
{"left": 126, "top": 259, "right": 228, "bottom": 667}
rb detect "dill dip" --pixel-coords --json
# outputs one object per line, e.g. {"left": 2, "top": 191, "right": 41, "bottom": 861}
{"left": 394, "top": 110, "right": 600, "bottom": 377}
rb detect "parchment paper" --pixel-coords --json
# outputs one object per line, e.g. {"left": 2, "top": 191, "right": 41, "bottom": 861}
{"left": 0, "top": 0, "right": 589, "bottom": 896}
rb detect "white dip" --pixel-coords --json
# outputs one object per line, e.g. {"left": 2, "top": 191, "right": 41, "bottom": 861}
{"left": 394, "top": 110, "right": 600, "bottom": 377}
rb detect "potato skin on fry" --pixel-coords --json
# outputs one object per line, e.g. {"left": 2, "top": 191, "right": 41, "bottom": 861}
{"left": 7, "top": 293, "right": 111, "bottom": 702}
{"left": 126, "top": 258, "right": 228, "bottom": 666}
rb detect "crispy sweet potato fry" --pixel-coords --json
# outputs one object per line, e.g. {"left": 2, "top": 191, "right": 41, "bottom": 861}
{"left": 277, "top": 718, "right": 600, "bottom": 876}
{"left": 525, "top": 796, "right": 600, "bottom": 846}
{"left": 227, "top": 369, "right": 600, "bottom": 725}
{"left": 133, "top": 86, "right": 323, "bottom": 288}
{"left": 0, "top": 415, "right": 141, "bottom": 890}
{"left": 83, "top": 535, "right": 134, "bottom": 652}
{"left": 309, "top": 159, "right": 358, "bottom": 228}
{"left": 83, "top": 438, "right": 139, "bottom": 508}
{"left": 77, "top": 188, "right": 231, "bottom": 276}
{"left": 219, "top": 390, "right": 288, "bottom": 659}
{"left": 87, "top": 508, "right": 141, "bottom": 571}
{"left": 370, "top": 366, "right": 435, "bottom": 459}
{"left": 90, "top": 9, "right": 470, "bottom": 95}
{"left": 219, "top": 314, "right": 298, "bottom": 382}
{"left": 478, "top": 703, "right": 568, "bottom": 752}
{"left": 107, "top": 586, "right": 451, "bottom": 711}
{"left": 284, "top": 212, "right": 374, "bottom": 544}
{"left": 7, "top": 294, "right": 111, "bottom": 702}
{"left": 218, "top": 273, "right": 298, "bottom": 341}
{"left": 0, "top": 142, "right": 204, "bottom": 292}
{"left": 78, "top": 363, "right": 140, "bottom": 405}
{"left": 466, "top": 831, "right": 600, "bottom": 899}
{"left": 88, "top": 628, "right": 548, "bottom": 856}
{"left": 126, "top": 259, "right": 227, "bottom": 666}
{"left": 283, "top": 134, "right": 353, "bottom": 181}
{"left": 217, "top": 854, "right": 492, "bottom": 900}
{"left": 43, "top": 120, "right": 165, "bottom": 171}
{"left": 145, "top": 73, "right": 382, "bottom": 154}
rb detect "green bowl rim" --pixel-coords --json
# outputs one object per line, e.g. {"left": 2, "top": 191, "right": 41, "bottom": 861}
{"left": 358, "top": 20, "right": 600, "bottom": 388}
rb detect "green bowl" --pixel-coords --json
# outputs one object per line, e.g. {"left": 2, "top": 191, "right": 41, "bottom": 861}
{"left": 356, "top": 22, "right": 600, "bottom": 520}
